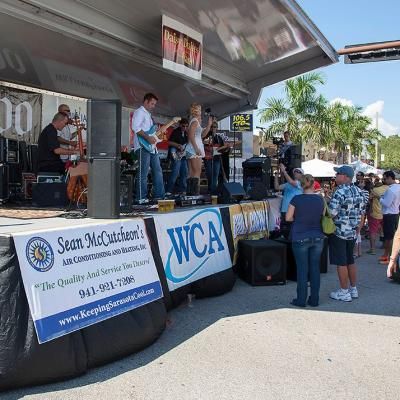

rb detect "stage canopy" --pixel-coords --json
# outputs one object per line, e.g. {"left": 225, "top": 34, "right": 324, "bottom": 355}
{"left": 0, "top": 0, "right": 337, "bottom": 118}
{"left": 302, "top": 158, "right": 337, "bottom": 178}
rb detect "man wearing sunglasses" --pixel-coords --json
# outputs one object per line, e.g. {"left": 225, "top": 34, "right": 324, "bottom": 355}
{"left": 57, "top": 104, "right": 78, "bottom": 161}
{"left": 328, "top": 165, "right": 367, "bottom": 302}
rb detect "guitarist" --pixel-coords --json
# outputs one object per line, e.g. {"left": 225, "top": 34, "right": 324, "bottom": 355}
{"left": 203, "top": 122, "right": 224, "bottom": 194}
{"left": 132, "top": 93, "right": 166, "bottom": 204}
{"left": 165, "top": 118, "right": 189, "bottom": 195}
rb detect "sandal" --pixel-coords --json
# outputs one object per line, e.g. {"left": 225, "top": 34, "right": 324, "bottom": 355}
{"left": 366, "top": 249, "right": 376, "bottom": 255}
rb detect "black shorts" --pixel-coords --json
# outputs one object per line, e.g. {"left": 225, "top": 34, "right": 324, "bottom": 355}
{"left": 329, "top": 235, "right": 356, "bottom": 266}
{"left": 383, "top": 214, "right": 399, "bottom": 241}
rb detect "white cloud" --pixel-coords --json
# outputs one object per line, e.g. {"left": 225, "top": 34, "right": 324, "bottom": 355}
{"left": 361, "top": 100, "right": 398, "bottom": 137}
{"left": 329, "top": 98, "right": 398, "bottom": 137}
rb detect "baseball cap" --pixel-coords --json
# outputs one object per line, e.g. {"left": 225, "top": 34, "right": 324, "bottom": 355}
{"left": 334, "top": 165, "right": 354, "bottom": 179}
{"left": 293, "top": 167, "right": 304, "bottom": 174}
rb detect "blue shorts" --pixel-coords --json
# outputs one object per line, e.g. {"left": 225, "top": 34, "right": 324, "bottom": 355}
{"left": 329, "top": 235, "right": 356, "bottom": 266}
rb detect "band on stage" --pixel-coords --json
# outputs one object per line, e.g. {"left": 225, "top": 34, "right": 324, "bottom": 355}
{"left": 36, "top": 93, "right": 237, "bottom": 205}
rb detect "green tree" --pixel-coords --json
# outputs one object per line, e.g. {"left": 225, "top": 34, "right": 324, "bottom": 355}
{"left": 377, "top": 135, "right": 400, "bottom": 170}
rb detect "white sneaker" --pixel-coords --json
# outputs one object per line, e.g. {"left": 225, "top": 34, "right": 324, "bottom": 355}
{"left": 349, "top": 286, "right": 359, "bottom": 299}
{"left": 330, "top": 288, "right": 352, "bottom": 302}
{"left": 137, "top": 198, "right": 150, "bottom": 205}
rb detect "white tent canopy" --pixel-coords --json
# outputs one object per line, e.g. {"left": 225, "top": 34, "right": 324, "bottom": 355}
{"left": 301, "top": 158, "right": 337, "bottom": 177}
{"left": 350, "top": 160, "right": 378, "bottom": 175}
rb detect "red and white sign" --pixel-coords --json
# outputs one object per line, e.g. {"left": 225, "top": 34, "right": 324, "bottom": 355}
{"left": 162, "top": 15, "right": 202, "bottom": 80}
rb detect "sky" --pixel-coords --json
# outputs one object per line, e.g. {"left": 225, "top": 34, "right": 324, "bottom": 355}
{"left": 255, "top": 0, "right": 400, "bottom": 137}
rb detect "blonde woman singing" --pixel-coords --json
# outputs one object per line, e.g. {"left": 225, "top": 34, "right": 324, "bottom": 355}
{"left": 185, "top": 103, "right": 212, "bottom": 195}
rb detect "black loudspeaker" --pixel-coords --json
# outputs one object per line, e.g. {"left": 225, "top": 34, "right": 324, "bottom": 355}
{"left": 32, "top": 182, "right": 68, "bottom": 207}
{"left": 236, "top": 239, "right": 287, "bottom": 285}
{"left": 0, "top": 164, "right": 9, "bottom": 203}
{"left": 120, "top": 174, "right": 134, "bottom": 213}
{"left": 219, "top": 182, "right": 245, "bottom": 204}
{"left": 88, "top": 158, "right": 120, "bottom": 218}
{"left": 27, "top": 144, "right": 38, "bottom": 173}
{"left": 87, "top": 99, "right": 121, "bottom": 158}
{"left": 273, "top": 237, "right": 328, "bottom": 281}
{"left": 242, "top": 157, "right": 271, "bottom": 200}
{"left": 286, "top": 144, "right": 303, "bottom": 170}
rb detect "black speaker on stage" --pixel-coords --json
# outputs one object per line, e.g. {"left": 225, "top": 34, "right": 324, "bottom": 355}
{"left": 87, "top": 99, "right": 121, "bottom": 158}
{"left": 32, "top": 182, "right": 68, "bottom": 207}
{"left": 286, "top": 144, "right": 303, "bottom": 170}
{"left": 236, "top": 239, "right": 287, "bottom": 285}
{"left": 242, "top": 157, "right": 272, "bottom": 200}
{"left": 219, "top": 182, "right": 245, "bottom": 204}
{"left": 0, "top": 164, "right": 9, "bottom": 203}
{"left": 273, "top": 237, "right": 328, "bottom": 281}
{"left": 88, "top": 158, "right": 120, "bottom": 218}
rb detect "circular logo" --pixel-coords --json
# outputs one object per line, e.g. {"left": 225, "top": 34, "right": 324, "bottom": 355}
{"left": 25, "top": 237, "right": 54, "bottom": 272}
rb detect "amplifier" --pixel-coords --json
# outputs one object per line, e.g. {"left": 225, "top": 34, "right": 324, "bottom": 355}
{"left": 32, "top": 182, "right": 68, "bottom": 207}
{"left": 0, "top": 138, "right": 19, "bottom": 163}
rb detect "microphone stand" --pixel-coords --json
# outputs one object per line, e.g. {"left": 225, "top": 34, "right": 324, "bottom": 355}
{"left": 233, "top": 122, "right": 236, "bottom": 183}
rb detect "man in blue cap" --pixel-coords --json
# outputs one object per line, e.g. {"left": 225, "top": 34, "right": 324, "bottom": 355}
{"left": 328, "top": 165, "right": 367, "bottom": 302}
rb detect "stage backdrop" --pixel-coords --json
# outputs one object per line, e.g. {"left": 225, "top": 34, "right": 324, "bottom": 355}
{"left": 153, "top": 207, "right": 231, "bottom": 291}
{"left": 13, "top": 219, "right": 163, "bottom": 344}
{"left": 0, "top": 85, "right": 42, "bottom": 143}
{"left": 229, "top": 201, "right": 269, "bottom": 263}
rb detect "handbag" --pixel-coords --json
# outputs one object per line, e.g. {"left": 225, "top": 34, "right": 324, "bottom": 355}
{"left": 321, "top": 200, "right": 336, "bottom": 235}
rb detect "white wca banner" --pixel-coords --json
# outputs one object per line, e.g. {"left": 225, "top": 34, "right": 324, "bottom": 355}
{"left": 153, "top": 207, "right": 232, "bottom": 291}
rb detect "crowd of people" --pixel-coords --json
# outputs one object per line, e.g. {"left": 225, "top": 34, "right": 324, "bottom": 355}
{"left": 276, "top": 160, "right": 400, "bottom": 307}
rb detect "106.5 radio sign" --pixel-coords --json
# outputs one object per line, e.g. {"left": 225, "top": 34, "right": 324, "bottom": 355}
{"left": 230, "top": 113, "right": 253, "bottom": 132}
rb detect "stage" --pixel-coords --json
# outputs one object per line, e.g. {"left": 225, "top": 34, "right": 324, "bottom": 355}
{"left": 0, "top": 200, "right": 279, "bottom": 390}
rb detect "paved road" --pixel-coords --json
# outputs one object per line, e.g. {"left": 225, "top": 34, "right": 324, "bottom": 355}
{"left": 4, "top": 243, "right": 400, "bottom": 400}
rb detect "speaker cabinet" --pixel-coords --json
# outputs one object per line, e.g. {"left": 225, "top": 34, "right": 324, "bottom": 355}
{"left": 219, "top": 182, "right": 245, "bottom": 204}
{"left": 32, "top": 182, "right": 68, "bottom": 207}
{"left": 273, "top": 237, "right": 328, "bottom": 281}
{"left": 87, "top": 99, "right": 121, "bottom": 158}
{"left": 88, "top": 158, "right": 120, "bottom": 218}
{"left": 236, "top": 239, "right": 287, "bottom": 285}
{"left": 0, "top": 164, "right": 9, "bottom": 203}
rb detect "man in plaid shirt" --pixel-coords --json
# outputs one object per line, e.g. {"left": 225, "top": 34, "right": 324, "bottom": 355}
{"left": 328, "top": 165, "right": 367, "bottom": 302}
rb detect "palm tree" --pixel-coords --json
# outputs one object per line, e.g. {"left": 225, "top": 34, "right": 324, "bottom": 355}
{"left": 258, "top": 72, "right": 331, "bottom": 145}
{"left": 327, "top": 102, "right": 380, "bottom": 163}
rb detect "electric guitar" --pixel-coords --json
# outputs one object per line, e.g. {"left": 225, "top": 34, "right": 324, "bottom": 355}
{"left": 138, "top": 117, "right": 181, "bottom": 154}
{"left": 204, "top": 141, "right": 242, "bottom": 159}
{"left": 170, "top": 144, "right": 187, "bottom": 160}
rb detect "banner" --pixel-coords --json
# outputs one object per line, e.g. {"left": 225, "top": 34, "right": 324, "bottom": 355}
{"left": 230, "top": 113, "right": 253, "bottom": 132}
{"left": 0, "top": 86, "right": 42, "bottom": 143}
{"left": 13, "top": 219, "right": 163, "bottom": 343}
{"left": 153, "top": 207, "right": 231, "bottom": 291}
{"left": 162, "top": 15, "right": 202, "bottom": 80}
{"left": 229, "top": 201, "right": 269, "bottom": 263}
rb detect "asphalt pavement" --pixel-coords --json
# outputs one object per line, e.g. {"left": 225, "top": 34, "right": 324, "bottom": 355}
{"left": 4, "top": 241, "right": 400, "bottom": 400}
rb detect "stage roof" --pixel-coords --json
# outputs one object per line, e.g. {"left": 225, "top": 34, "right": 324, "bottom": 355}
{"left": 0, "top": 0, "right": 337, "bottom": 117}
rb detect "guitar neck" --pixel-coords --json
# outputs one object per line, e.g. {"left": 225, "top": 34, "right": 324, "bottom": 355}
{"left": 156, "top": 120, "right": 176, "bottom": 138}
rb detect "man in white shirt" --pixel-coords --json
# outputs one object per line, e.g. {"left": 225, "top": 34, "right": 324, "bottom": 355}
{"left": 57, "top": 104, "right": 77, "bottom": 161}
{"left": 380, "top": 170, "right": 400, "bottom": 264}
{"left": 132, "top": 93, "right": 165, "bottom": 203}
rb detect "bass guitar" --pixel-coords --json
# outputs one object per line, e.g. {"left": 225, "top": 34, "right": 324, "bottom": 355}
{"left": 138, "top": 117, "right": 181, "bottom": 154}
